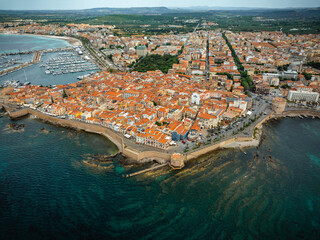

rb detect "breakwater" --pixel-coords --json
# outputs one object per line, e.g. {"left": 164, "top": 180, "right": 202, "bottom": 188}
{"left": 0, "top": 46, "right": 74, "bottom": 56}
{"left": 0, "top": 51, "right": 43, "bottom": 76}
{"left": 0, "top": 47, "right": 74, "bottom": 76}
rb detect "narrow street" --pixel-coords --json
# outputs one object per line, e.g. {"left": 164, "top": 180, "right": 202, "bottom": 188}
{"left": 205, "top": 34, "right": 210, "bottom": 81}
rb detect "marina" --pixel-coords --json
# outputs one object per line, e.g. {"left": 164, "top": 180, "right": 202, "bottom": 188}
{"left": 0, "top": 35, "right": 100, "bottom": 86}
{"left": 0, "top": 56, "right": 23, "bottom": 70}
{"left": 1, "top": 80, "right": 30, "bottom": 88}
{"left": 0, "top": 54, "right": 32, "bottom": 72}
{"left": 41, "top": 52, "right": 99, "bottom": 75}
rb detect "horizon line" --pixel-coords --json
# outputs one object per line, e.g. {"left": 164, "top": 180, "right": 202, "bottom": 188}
{"left": 0, "top": 6, "right": 319, "bottom": 11}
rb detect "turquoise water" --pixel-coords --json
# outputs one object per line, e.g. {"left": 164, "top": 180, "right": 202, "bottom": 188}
{"left": 0, "top": 34, "right": 97, "bottom": 86}
{"left": 0, "top": 34, "right": 70, "bottom": 54}
{"left": 0, "top": 115, "right": 319, "bottom": 239}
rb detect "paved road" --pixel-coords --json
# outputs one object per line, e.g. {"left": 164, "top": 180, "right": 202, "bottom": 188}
{"left": 180, "top": 96, "right": 273, "bottom": 153}
{"left": 81, "top": 40, "right": 121, "bottom": 71}
{"left": 205, "top": 34, "right": 210, "bottom": 82}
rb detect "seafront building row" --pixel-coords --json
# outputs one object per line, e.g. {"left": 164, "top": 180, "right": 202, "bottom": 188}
{"left": 8, "top": 69, "right": 320, "bottom": 150}
{"left": 1, "top": 21, "right": 320, "bottom": 151}
{"left": 8, "top": 71, "right": 251, "bottom": 149}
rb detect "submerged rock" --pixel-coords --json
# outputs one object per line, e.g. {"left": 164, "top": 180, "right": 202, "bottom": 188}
{"left": 84, "top": 153, "right": 119, "bottom": 163}
{"left": 40, "top": 128, "right": 51, "bottom": 134}
{"left": 0, "top": 109, "right": 7, "bottom": 118}
{"left": 7, "top": 123, "right": 25, "bottom": 131}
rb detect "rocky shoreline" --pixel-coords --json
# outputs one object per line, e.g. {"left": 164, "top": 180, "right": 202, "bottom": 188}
{"left": 40, "top": 127, "right": 51, "bottom": 134}
{"left": 2, "top": 102, "right": 320, "bottom": 172}
{"left": 0, "top": 109, "right": 7, "bottom": 118}
{"left": 7, "top": 122, "right": 25, "bottom": 131}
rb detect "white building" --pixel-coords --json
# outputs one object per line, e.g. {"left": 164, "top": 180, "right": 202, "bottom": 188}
{"left": 191, "top": 92, "right": 200, "bottom": 105}
{"left": 282, "top": 70, "right": 298, "bottom": 80}
{"left": 229, "top": 100, "right": 247, "bottom": 111}
{"left": 263, "top": 73, "right": 279, "bottom": 86}
{"left": 287, "top": 90, "right": 319, "bottom": 102}
{"left": 136, "top": 133, "right": 145, "bottom": 144}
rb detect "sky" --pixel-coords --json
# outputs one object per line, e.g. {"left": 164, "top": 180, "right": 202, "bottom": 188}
{"left": 0, "top": 0, "right": 319, "bottom": 10}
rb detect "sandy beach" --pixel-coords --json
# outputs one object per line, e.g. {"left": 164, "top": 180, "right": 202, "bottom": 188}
{"left": 37, "top": 34, "right": 82, "bottom": 47}
{"left": 0, "top": 32, "right": 82, "bottom": 47}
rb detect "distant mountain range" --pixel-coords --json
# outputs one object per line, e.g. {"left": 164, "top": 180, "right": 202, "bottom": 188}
{"left": 84, "top": 7, "right": 180, "bottom": 15}
{"left": 0, "top": 6, "right": 320, "bottom": 18}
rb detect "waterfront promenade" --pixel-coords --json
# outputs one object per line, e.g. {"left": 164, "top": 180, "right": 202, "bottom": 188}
{"left": 2, "top": 99, "right": 319, "bottom": 168}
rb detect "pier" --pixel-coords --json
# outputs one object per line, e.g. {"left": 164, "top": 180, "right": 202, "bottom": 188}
{"left": 0, "top": 47, "right": 74, "bottom": 57}
{"left": 0, "top": 61, "right": 33, "bottom": 76}
{"left": 125, "top": 163, "right": 168, "bottom": 177}
{"left": 0, "top": 50, "right": 43, "bottom": 76}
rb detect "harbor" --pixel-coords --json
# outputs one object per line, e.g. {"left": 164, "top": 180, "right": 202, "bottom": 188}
{"left": 0, "top": 48, "right": 100, "bottom": 86}
{"left": 0, "top": 34, "right": 100, "bottom": 86}
{"left": 0, "top": 50, "right": 43, "bottom": 77}
{"left": 42, "top": 52, "right": 99, "bottom": 76}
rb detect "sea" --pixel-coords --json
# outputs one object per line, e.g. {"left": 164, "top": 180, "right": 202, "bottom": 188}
{"left": 0, "top": 34, "right": 97, "bottom": 86}
{"left": 1, "top": 35, "right": 320, "bottom": 240}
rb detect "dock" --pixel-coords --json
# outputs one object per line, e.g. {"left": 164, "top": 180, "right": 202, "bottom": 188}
{"left": 0, "top": 51, "right": 43, "bottom": 76}
{"left": 0, "top": 47, "right": 74, "bottom": 57}
{"left": 0, "top": 46, "right": 76, "bottom": 76}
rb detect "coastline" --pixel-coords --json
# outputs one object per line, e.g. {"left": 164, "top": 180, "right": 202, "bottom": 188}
{"left": 184, "top": 110, "right": 320, "bottom": 162}
{"left": 0, "top": 32, "right": 82, "bottom": 47}
{"left": 1, "top": 101, "right": 320, "bottom": 167}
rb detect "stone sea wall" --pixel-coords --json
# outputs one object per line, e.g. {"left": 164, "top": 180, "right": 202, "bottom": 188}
{"left": 4, "top": 105, "right": 320, "bottom": 166}
{"left": 279, "top": 110, "right": 320, "bottom": 118}
{"left": 6, "top": 107, "right": 172, "bottom": 163}
{"left": 7, "top": 108, "right": 124, "bottom": 152}
{"left": 184, "top": 110, "right": 320, "bottom": 162}
{"left": 185, "top": 137, "right": 256, "bottom": 162}
{"left": 122, "top": 147, "right": 171, "bottom": 162}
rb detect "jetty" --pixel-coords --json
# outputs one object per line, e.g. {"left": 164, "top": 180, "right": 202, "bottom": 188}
{"left": 0, "top": 51, "right": 43, "bottom": 76}
{"left": 0, "top": 47, "right": 74, "bottom": 57}
{"left": 0, "top": 47, "right": 75, "bottom": 76}
{"left": 125, "top": 163, "right": 168, "bottom": 177}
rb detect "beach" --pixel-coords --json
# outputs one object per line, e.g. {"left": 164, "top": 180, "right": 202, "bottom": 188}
{"left": 19, "top": 33, "right": 82, "bottom": 47}
{"left": 0, "top": 32, "right": 82, "bottom": 47}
